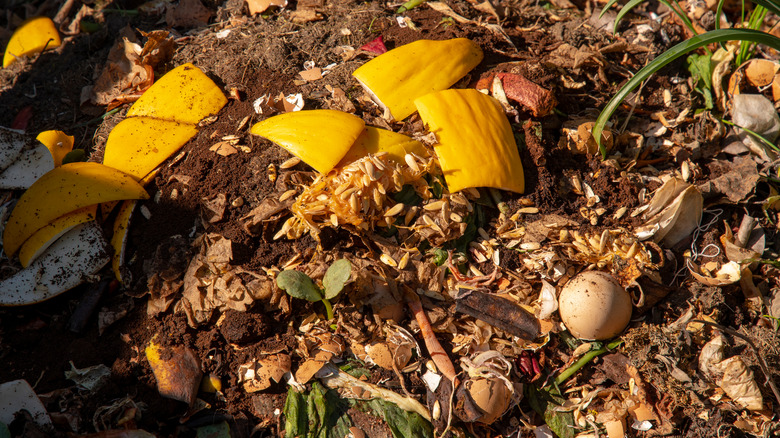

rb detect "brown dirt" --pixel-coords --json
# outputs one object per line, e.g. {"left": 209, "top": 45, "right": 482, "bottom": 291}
{"left": 2, "top": 0, "right": 780, "bottom": 436}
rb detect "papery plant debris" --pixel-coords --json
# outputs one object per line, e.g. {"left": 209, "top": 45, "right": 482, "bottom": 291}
{"left": 4, "top": 0, "right": 780, "bottom": 436}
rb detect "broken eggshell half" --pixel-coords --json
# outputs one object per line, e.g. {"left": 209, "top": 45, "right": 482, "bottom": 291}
{"left": 558, "top": 270, "right": 632, "bottom": 340}
{"left": 353, "top": 38, "right": 483, "bottom": 122}
{"left": 415, "top": 88, "right": 524, "bottom": 194}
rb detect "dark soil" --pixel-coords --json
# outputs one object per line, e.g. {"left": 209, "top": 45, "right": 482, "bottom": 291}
{"left": 2, "top": 0, "right": 780, "bottom": 436}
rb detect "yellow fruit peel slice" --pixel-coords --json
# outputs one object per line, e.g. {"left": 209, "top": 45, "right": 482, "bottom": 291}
{"left": 36, "top": 130, "right": 74, "bottom": 167}
{"left": 251, "top": 109, "right": 365, "bottom": 174}
{"left": 111, "top": 200, "right": 136, "bottom": 284}
{"left": 126, "top": 62, "right": 228, "bottom": 125}
{"left": 3, "top": 17, "right": 61, "bottom": 68}
{"left": 337, "top": 126, "right": 427, "bottom": 167}
{"left": 18, "top": 205, "right": 98, "bottom": 268}
{"left": 103, "top": 117, "right": 198, "bottom": 180}
{"left": 414, "top": 89, "right": 524, "bottom": 194}
{"left": 352, "top": 38, "right": 483, "bottom": 121}
{"left": 3, "top": 162, "right": 149, "bottom": 256}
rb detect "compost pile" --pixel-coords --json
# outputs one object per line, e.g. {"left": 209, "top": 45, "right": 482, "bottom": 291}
{"left": 2, "top": 0, "right": 780, "bottom": 436}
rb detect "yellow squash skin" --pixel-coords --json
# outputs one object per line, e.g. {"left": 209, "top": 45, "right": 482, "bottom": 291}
{"left": 251, "top": 109, "right": 365, "bottom": 174}
{"left": 111, "top": 200, "right": 136, "bottom": 284}
{"left": 36, "top": 130, "right": 74, "bottom": 167}
{"left": 352, "top": 38, "right": 483, "bottom": 121}
{"left": 415, "top": 89, "right": 524, "bottom": 194}
{"left": 18, "top": 205, "right": 98, "bottom": 268}
{"left": 3, "top": 162, "right": 149, "bottom": 256}
{"left": 337, "top": 126, "right": 427, "bottom": 167}
{"left": 126, "top": 62, "right": 228, "bottom": 124}
{"left": 3, "top": 17, "right": 61, "bottom": 68}
{"left": 103, "top": 117, "right": 199, "bottom": 180}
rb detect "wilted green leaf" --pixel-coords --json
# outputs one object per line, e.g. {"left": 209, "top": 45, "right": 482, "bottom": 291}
{"left": 276, "top": 270, "right": 323, "bottom": 302}
{"left": 687, "top": 53, "right": 714, "bottom": 109}
{"left": 322, "top": 259, "right": 352, "bottom": 300}
{"left": 284, "top": 387, "right": 307, "bottom": 436}
{"left": 527, "top": 386, "right": 577, "bottom": 438}
{"left": 363, "top": 398, "right": 434, "bottom": 438}
{"left": 284, "top": 383, "right": 353, "bottom": 438}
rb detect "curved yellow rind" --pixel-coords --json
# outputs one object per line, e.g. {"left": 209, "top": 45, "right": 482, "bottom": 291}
{"left": 111, "top": 200, "right": 136, "bottom": 284}
{"left": 103, "top": 117, "right": 198, "bottom": 181}
{"left": 3, "top": 17, "right": 61, "bottom": 68}
{"left": 352, "top": 38, "right": 483, "bottom": 121}
{"left": 126, "top": 63, "right": 228, "bottom": 125}
{"left": 3, "top": 162, "right": 149, "bottom": 256}
{"left": 337, "top": 126, "right": 427, "bottom": 167}
{"left": 36, "top": 130, "right": 74, "bottom": 167}
{"left": 18, "top": 205, "right": 97, "bottom": 268}
{"left": 414, "top": 89, "right": 524, "bottom": 194}
{"left": 251, "top": 110, "right": 365, "bottom": 174}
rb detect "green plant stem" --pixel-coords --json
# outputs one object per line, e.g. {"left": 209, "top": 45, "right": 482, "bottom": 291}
{"left": 721, "top": 118, "right": 780, "bottom": 152}
{"left": 102, "top": 8, "right": 139, "bottom": 15}
{"left": 322, "top": 298, "right": 334, "bottom": 321}
{"left": 396, "top": 0, "right": 426, "bottom": 14}
{"left": 553, "top": 339, "right": 623, "bottom": 386}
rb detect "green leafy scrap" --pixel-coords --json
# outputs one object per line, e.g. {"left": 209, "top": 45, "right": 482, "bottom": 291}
{"left": 526, "top": 385, "right": 576, "bottom": 438}
{"left": 284, "top": 383, "right": 353, "bottom": 438}
{"left": 686, "top": 53, "right": 714, "bottom": 109}
{"left": 363, "top": 398, "right": 434, "bottom": 438}
{"left": 276, "top": 270, "right": 323, "bottom": 302}
{"left": 322, "top": 259, "right": 352, "bottom": 300}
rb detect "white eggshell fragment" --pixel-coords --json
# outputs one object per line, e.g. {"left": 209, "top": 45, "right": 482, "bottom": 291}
{"left": 558, "top": 270, "right": 632, "bottom": 340}
{"left": 0, "top": 221, "right": 110, "bottom": 306}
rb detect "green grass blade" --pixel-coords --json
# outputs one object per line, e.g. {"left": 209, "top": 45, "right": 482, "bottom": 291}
{"left": 600, "top": 0, "right": 621, "bottom": 18}
{"left": 749, "top": 0, "right": 780, "bottom": 18}
{"left": 594, "top": 28, "right": 780, "bottom": 158}
{"left": 610, "top": 0, "right": 647, "bottom": 33}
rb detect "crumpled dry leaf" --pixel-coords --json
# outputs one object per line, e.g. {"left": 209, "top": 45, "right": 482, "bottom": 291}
{"left": 177, "top": 234, "right": 269, "bottom": 326}
{"left": 201, "top": 193, "right": 227, "bottom": 224}
{"left": 697, "top": 156, "right": 759, "bottom": 202}
{"left": 558, "top": 120, "right": 614, "bottom": 155}
{"left": 241, "top": 197, "right": 294, "bottom": 235}
{"left": 713, "top": 356, "right": 764, "bottom": 411}
{"left": 165, "top": 0, "right": 213, "bottom": 28}
{"left": 246, "top": 0, "right": 287, "bottom": 14}
{"left": 238, "top": 354, "right": 291, "bottom": 392}
{"left": 88, "top": 29, "right": 150, "bottom": 106}
{"left": 635, "top": 177, "right": 703, "bottom": 247}
{"left": 144, "top": 235, "right": 196, "bottom": 316}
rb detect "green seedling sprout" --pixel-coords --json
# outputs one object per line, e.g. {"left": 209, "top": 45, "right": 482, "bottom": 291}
{"left": 275, "top": 259, "right": 352, "bottom": 322}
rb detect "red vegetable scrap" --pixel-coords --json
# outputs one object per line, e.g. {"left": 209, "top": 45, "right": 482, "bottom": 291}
{"left": 359, "top": 36, "right": 388, "bottom": 55}
{"left": 476, "top": 72, "right": 556, "bottom": 117}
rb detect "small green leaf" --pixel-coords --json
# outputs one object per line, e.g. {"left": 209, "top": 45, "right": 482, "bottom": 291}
{"left": 276, "top": 270, "right": 323, "bottom": 302}
{"left": 431, "top": 248, "right": 448, "bottom": 266}
{"left": 322, "top": 259, "right": 352, "bottom": 300}
{"left": 594, "top": 28, "right": 780, "bottom": 158}
{"left": 363, "top": 398, "right": 434, "bottom": 438}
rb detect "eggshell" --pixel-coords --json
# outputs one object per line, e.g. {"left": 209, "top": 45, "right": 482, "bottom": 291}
{"left": 558, "top": 270, "right": 632, "bottom": 340}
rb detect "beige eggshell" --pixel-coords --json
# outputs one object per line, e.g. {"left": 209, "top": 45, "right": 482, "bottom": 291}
{"left": 558, "top": 270, "right": 632, "bottom": 340}
{"left": 467, "top": 378, "right": 511, "bottom": 424}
